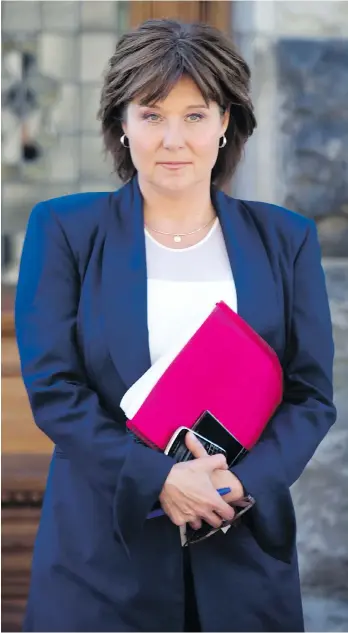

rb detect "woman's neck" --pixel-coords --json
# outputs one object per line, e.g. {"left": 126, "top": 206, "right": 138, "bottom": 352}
{"left": 139, "top": 177, "right": 216, "bottom": 232}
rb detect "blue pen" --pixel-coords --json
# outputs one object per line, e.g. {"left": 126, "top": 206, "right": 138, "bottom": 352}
{"left": 216, "top": 487, "right": 232, "bottom": 496}
{"left": 147, "top": 487, "right": 231, "bottom": 519}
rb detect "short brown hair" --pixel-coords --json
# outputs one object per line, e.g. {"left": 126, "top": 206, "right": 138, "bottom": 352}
{"left": 98, "top": 19, "right": 257, "bottom": 188}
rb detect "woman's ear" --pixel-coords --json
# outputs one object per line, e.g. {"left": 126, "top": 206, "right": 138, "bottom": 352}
{"left": 221, "top": 108, "right": 230, "bottom": 136}
{"left": 121, "top": 108, "right": 128, "bottom": 136}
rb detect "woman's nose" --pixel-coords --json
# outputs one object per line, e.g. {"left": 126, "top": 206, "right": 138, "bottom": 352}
{"left": 162, "top": 123, "right": 185, "bottom": 150}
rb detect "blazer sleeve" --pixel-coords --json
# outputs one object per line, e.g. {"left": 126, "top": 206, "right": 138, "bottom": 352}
{"left": 231, "top": 219, "right": 336, "bottom": 563}
{"left": 15, "top": 202, "right": 175, "bottom": 552}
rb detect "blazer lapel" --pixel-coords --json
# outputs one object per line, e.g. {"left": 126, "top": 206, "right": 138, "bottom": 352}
{"left": 213, "top": 189, "right": 280, "bottom": 347}
{"left": 102, "top": 178, "right": 151, "bottom": 390}
{"left": 102, "top": 180, "right": 281, "bottom": 391}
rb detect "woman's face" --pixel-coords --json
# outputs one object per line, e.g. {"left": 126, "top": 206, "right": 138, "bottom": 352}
{"left": 122, "top": 76, "right": 229, "bottom": 194}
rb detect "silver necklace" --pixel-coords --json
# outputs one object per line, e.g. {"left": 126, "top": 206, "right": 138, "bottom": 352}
{"left": 145, "top": 216, "right": 216, "bottom": 243}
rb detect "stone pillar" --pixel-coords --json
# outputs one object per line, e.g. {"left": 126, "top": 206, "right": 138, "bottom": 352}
{"left": 232, "top": 3, "right": 348, "bottom": 631}
{"left": 232, "top": 0, "right": 348, "bottom": 258}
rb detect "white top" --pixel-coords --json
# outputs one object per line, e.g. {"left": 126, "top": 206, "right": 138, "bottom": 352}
{"left": 120, "top": 219, "right": 237, "bottom": 425}
{"left": 145, "top": 218, "right": 238, "bottom": 365}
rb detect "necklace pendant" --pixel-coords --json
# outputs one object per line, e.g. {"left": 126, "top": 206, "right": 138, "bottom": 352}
{"left": 174, "top": 235, "right": 182, "bottom": 243}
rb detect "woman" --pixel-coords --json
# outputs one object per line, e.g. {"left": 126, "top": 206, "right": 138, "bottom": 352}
{"left": 16, "top": 19, "right": 336, "bottom": 633}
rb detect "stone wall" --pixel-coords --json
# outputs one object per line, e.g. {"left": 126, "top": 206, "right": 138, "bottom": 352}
{"left": 233, "top": 1, "right": 348, "bottom": 257}
{"left": 276, "top": 38, "right": 348, "bottom": 257}
{"left": 292, "top": 260, "right": 348, "bottom": 632}
{"left": 232, "top": 3, "right": 348, "bottom": 630}
{"left": 1, "top": 0, "right": 125, "bottom": 285}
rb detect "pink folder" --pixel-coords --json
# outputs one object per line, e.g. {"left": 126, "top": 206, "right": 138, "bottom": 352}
{"left": 126, "top": 301, "right": 283, "bottom": 451}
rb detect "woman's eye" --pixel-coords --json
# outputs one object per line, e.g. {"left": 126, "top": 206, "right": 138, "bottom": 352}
{"left": 143, "top": 113, "right": 161, "bottom": 122}
{"left": 187, "top": 113, "right": 204, "bottom": 122}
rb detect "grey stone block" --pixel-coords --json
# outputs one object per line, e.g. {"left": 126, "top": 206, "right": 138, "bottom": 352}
{"left": 276, "top": 39, "right": 348, "bottom": 256}
{"left": 293, "top": 260, "right": 348, "bottom": 631}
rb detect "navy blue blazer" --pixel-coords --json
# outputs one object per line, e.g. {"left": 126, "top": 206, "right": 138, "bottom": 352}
{"left": 16, "top": 177, "right": 336, "bottom": 632}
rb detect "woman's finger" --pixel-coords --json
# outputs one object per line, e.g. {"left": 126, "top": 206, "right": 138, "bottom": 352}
{"left": 200, "top": 510, "right": 223, "bottom": 529}
{"left": 212, "top": 494, "right": 235, "bottom": 521}
{"left": 189, "top": 518, "right": 202, "bottom": 530}
{"left": 193, "top": 453, "right": 228, "bottom": 473}
{"left": 185, "top": 431, "right": 208, "bottom": 458}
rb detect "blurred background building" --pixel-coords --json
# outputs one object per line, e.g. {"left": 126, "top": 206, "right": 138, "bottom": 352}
{"left": 1, "top": 1, "right": 347, "bottom": 631}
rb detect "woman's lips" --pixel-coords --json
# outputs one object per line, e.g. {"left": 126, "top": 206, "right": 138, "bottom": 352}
{"left": 158, "top": 162, "right": 191, "bottom": 170}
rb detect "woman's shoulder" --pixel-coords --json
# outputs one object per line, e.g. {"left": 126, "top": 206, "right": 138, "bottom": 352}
{"left": 240, "top": 197, "right": 312, "bottom": 230}
{"left": 226, "top": 193, "right": 311, "bottom": 231}
{"left": 28, "top": 191, "right": 120, "bottom": 255}
{"left": 25, "top": 190, "right": 121, "bottom": 277}
{"left": 225, "top": 193, "right": 316, "bottom": 255}
{"left": 34, "top": 190, "right": 113, "bottom": 225}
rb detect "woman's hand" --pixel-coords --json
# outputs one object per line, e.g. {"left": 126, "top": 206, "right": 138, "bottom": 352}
{"left": 159, "top": 440, "right": 235, "bottom": 529}
{"left": 186, "top": 432, "right": 245, "bottom": 504}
